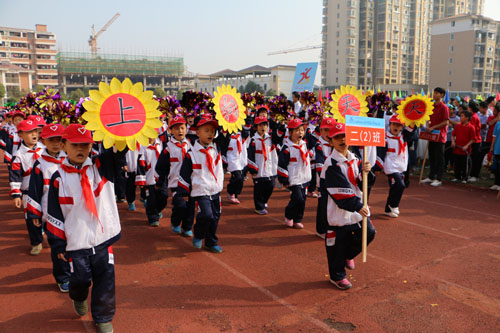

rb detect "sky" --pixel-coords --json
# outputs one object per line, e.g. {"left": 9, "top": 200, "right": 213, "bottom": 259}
{"left": 1, "top": 0, "right": 499, "bottom": 80}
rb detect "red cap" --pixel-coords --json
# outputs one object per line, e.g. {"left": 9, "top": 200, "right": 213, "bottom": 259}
{"left": 389, "top": 114, "right": 403, "bottom": 125}
{"left": 11, "top": 110, "right": 25, "bottom": 119}
{"left": 320, "top": 117, "right": 337, "bottom": 129}
{"left": 287, "top": 118, "right": 304, "bottom": 129}
{"left": 196, "top": 116, "right": 218, "bottom": 130}
{"left": 328, "top": 122, "right": 346, "bottom": 138}
{"left": 169, "top": 115, "right": 187, "bottom": 129}
{"left": 254, "top": 116, "right": 268, "bottom": 125}
{"left": 17, "top": 119, "right": 39, "bottom": 132}
{"left": 27, "top": 115, "right": 47, "bottom": 127}
{"left": 41, "top": 124, "right": 65, "bottom": 139}
{"left": 62, "top": 124, "right": 93, "bottom": 143}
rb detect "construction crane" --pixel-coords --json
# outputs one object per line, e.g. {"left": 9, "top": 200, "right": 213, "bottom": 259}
{"left": 267, "top": 44, "right": 321, "bottom": 56}
{"left": 89, "top": 13, "right": 120, "bottom": 57}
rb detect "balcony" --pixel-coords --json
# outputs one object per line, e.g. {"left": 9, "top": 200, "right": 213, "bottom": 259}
{"left": 37, "top": 68, "right": 57, "bottom": 75}
{"left": 35, "top": 59, "right": 57, "bottom": 65}
{"left": 35, "top": 48, "right": 56, "bottom": 55}
{"left": 35, "top": 38, "right": 56, "bottom": 45}
{"left": 37, "top": 78, "right": 58, "bottom": 85}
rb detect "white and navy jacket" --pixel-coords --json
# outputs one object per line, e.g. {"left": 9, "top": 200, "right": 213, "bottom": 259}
{"left": 46, "top": 150, "right": 123, "bottom": 254}
{"left": 320, "top": 149, "right": 373, "bottom": 227}
{"left": 136, "top": 140, "right": 162, "bottom": 186}
{"left": 177, "top": 140, "right": 224, "bottom": 197}
{"left": 378, "top": 133, "right": 408, "bottom": 174}
{"left": 9, "top": 142, "right": 43, "bottom": 198}
{"left": 155, "top": 137, "right": 192, "bottom": 189}
{"left": 26, "top": 150, "right": 66, "bottom": 222}
{"left": 277, "top": 138, "right": 312, "bottom": 186}
{"left": 125, "top": 146, "right": 141, "bottom": 174}
{"left": 247, "top": 132, "right": 278, "bottom": 179}
{"left": 226, "top": 132, "right": 248, "bottom": 172}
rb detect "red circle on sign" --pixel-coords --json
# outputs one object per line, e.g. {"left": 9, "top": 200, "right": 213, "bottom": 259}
{"left": 338, "top": 94, "right": 360, "bottom": 117}
{"left": 219, "top": 94, "right": 239, "bottom": 123}
{"left": 404, "top": 99, "right": 426, "bottom": 121}
{"left": 100, "top": 93, "right": 146, "bottom": 137}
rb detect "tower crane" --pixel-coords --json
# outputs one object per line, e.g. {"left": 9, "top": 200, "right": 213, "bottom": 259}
{"left": 88, "top": 13, "right": 120, "bottom": 57}
{"left": 267, "top": 44, "right": 321, "bottom": 56}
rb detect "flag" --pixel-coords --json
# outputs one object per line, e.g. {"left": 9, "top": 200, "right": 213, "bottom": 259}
{"left": 325, "top": 89, "right": 330, "bottom": 101}
{"left": 496, "top": 91, "right": 500, "bottom": 101}
{"left": 318, "top": 89, "right": 323, "bottom": 102}
{"left": 420, "top": 88, "right": 425, "bottom": 96}
{"left": 392, "top": 91, "right": 397, "bottom": 100}
{"left": 444, "top": 90, "right": 450, "bottom": 103}
{"left": 465, "top": 96, "right": 470, "bottom": 102}
{"left": 377, "top": 85, "right": 381, "bottom": 93}
{"left": 399, "top": 89, "right": 402, "bottom": 98}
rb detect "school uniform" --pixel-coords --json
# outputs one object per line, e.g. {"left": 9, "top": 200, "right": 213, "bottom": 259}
{"left": 9, "top": 142, "right": 44, "bottom": 246}
{"left": 305, "top": 124, "right": 319, "bottom": 193}
{"left": 178, "top": 140, "right": 224, "bottom": 247}
{"left": 226, "top": 132, "right": 248, "bottom": 198}
{"left": 27, "top": 149, "right": 69, "bottom": 284}
{"left": 313, "top": 136, "right": 334, "bottom": 235}
{"left": 186, "top": 124, "right": 198, "bottom": 145}
{"left": 123, "top": 148, "right": 140, "bottom": 204}
{"left": 320, "top": 149, "right": 376, "bottom": 281}
{"left": 156, "top": 137, "right": 195, "bottom": 232}
{"left": 452, "top": 123, "right": 475, "bottom": 181}
{"left": 247, "top": 132, "right": 278, "bottom": 211}
{"left": 277, "top": 138, "right": 312, "bottom": 224}
{"left": 46, "top": 147, "right": 123, "bottom": 324}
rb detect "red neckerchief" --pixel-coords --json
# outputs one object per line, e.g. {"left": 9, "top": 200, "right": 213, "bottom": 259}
{"left": 173, "top": 141, "right": 187, "bottom": 159}
{"left": 41, "top": 154, "right": 63, "bottom": 164}
{"left": 147, "top": 144, "right": 160, "bottom": 159}
{"left": 292, "top": 144, "right": 308, "bottom": 166}
{"left": 61, "top": 163, "right": 103, "bottom": 233}
{"left": 387, "top": 135, "right": 406, "bottom": 155}
{"left": 231, "top": 134, "right": 242, "bottom": 154}
{"left": 28, "top": 147, "right": 42, "bottom": 161}
{"left": 345, "top": 160, "right": 357, "bottom": 187}
{"left": 199, "top": 146, "right": 217, "bottom": 182}
{"left": 259, "top": 138, "right": 268, "bottom": 162}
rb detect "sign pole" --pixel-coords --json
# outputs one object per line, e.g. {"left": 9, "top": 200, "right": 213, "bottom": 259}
{"left": 362, "top": 146, "right": 368, "bottom": 263}
{"left": 419, "top": 141, "right": 429, "bottom": 183}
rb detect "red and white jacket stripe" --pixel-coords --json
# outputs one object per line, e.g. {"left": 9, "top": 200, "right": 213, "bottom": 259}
{"left": 156, "top": 137, "right": 192, "bottom": 189}
{"left": 226, "top": 132, "right": 248, "bottom": 172}
{"left": 247, "top": 133, "right": 278, "bottom": 178}
{"left": 277, "top": 138, "right": 312, "bottom": 186}
{"left": 136, "top": 140, "right": 162, "bottom": 186}
{"left": 9, "top": 142, "right": 43, "bottom": 198}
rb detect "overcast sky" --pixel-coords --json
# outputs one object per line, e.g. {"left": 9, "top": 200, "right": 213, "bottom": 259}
{"left": 1, "top": 0, "right": 499, "bottom": 80}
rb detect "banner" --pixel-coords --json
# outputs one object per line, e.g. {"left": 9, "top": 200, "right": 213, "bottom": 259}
{"left": 290, "top": 62, "right": 318, "bottom": 95}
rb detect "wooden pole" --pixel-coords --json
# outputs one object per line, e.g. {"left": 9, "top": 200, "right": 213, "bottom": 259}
{"left": 362, "top": 146, "right": 368, "bottom": 263}
{"left": 419, "top": 141, "right": 430, "bottom": 183}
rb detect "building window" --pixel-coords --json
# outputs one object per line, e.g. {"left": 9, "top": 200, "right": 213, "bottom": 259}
{"left": 450, "top": 33, "right": 454, "bottom": 40}
{"left": 450, "top": 45, "right": 454, "bottom": 52}
{"left": 448, "top": 81, "right": 452, "bottom": 87}
{"left": 451, "top": 21, "right": 455, "bottom": 27}
{"left": 449, "top": 58, "right": 453, "bottom": 64}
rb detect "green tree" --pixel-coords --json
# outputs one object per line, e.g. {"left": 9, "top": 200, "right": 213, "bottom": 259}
{"left": 153, "top": 87, "right": 166, "bottom": 98}
{"left": 33, "top": 85, "right": 45, "bottom": 93}
{"left": 0, "top": 83, "right": 5, "bottom": 101}
{"left": 243, "top": 80, "right": 264, "bottom": 94}
{"left": 238, "top": 85, "right": 244, "bottom": 93}
{"left": 265, "top": 89, "right": 276, "bottom": 97}
{"left": 69, "top": 89, "right": 85, "bottom": 101}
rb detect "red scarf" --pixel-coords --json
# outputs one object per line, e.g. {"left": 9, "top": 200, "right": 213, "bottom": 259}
{"left": 147, "top": 144, "right": 160, "bottom": 159}
{"left": 42, "top": 154, "right": 63, "bottom": 164}
{"left": 344, "top": 160, "right": 357, "bottom": 187}
{"left": 199, "top": 146, "right": 218, "bottom": 182}
{"left": 293, "top": 144, "right": 308, "bottom": 166}
{"left": 387, "top": 135, "right": 406, "bottom": 155}
{"left": 28, "top": 147, "right": 42, "bottom": 161}
{"left": 61, "top": 164, "right": 103, "bottom": 233}
{"left": 174, "top": 141, "right": 187, "bottom": 160}
{"left": 259, "top": 138, "right": 268, "bottom": 162}
{"left": 231, "top": 134, "right": 242, "bottom": 154}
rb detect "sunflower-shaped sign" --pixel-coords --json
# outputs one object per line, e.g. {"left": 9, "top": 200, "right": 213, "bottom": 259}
{"left": 82, "top": 78, "right": 162, "bottom": 151}
{"left": 212, "top": 84, "right": 246, "bottom": 133}
{"left": 329, "top": 85, "right": 369, "bottom": 123}
{"left": 396, "top": 94, "right": 434, "bottom": 127}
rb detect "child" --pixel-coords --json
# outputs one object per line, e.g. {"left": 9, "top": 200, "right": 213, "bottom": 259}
{"left": 320, "top": 122, "right": 375, "bottom": 290}
{"left": 451, "top": 110, "right": 476, "bottom": 183}
{"left": 277, "top": 118, "right": 312, "bottom": 229}
{"left": 9, "top": 119, "right": 43, "bottom": 255}
{"left": 247, "top": 116, "right": 278, "bottom": 215}
{"left": 178, "top": 116, "right": 224, "bottom": 253}
{"left": 156, "top": 115, "right": 195, "bottom": 236}
{"left": 185, "top": 112, "right": 198, "bottom": 145}
{"left": 489, "top": 116, "right": 500, "bottom": 189}
{"left": 136, "top": 137, "right": 167, "bottom": 227}
{"left": 378, "top": 115, "right": 408, "bottom": 218}
{"left": 468, "top": 101, "right": 482, "bottom": 182}
{"left": 124, "top": 145, "right": 141, "bottom": 211}
{"left": 4, "top": 110, "right": 25, "bottom": 164}
{"left": 26, "top": 124, "right": 70, "bottom": 292}
{"left": 226, "top": 130, "right": 247, "bottom": 204}
{"left": 46, "top": 124, "right": 123, "bottom": 333}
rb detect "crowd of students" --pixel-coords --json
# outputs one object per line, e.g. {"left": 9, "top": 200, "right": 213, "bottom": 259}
{"left": 1, "top": 86, "right": 499, "bottom": 333}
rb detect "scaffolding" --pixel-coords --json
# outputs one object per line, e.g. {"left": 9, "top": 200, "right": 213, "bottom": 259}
{"left": 57, "top": 51, "right": 184, "bottom": 76}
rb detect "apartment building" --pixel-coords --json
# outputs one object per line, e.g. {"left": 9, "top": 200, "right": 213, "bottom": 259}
{"left": 429, "top": 14, "right": 500, "bottom": 96}
{"left": 433, "top": 0, "right": 484, "bottom": 20}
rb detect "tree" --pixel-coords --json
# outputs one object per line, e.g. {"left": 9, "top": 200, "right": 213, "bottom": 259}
{"left": 243, "top": 80, "right": 264, "bottom": 94}
{"left": 153, "top": 87, "right": 166, "bottom": 98}
{"left": 0, "top": 83, "right": 5, "bottom": 100}
{"left": 33, "top": 85, "right": 45, "bottom": 93}
{"left": 69, "top": 89, "right": 85, "bottom": 101}
{"left": 238, "top": 85, "right": 244, "bottom": 93}
{"left": 265, "top": 89, "right": 276, "bottom": 97}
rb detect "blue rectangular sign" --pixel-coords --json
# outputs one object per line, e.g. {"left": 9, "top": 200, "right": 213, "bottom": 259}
{"left": 345, "top": 115, "right": 385, "bottom": 129}
{"left": 291, "top": 62, "right": 318, "bottom": 95}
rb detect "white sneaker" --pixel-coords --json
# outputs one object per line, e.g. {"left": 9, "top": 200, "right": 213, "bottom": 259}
{"left": 468, "top": 177, "right": 477, "bottom": 182}
{"left": 389, "top": 206, "right": 400, "bottom": 215}
{"left": 461, "top": 180, "right": 467, "bottom": 184}
{"left": 489, "top": 185, "right": 500, "bottom": 190}
{"left": 451, "top": 178, "right": 459, "bottom": 182}
{"left": 384, "top": 211, "right": 398, "bottom": 218}
{"left": 430, "top": 180, "right": 442, "bottom": 187}
{"left": 421, "top": 178, "right": 433, "bottom": 184}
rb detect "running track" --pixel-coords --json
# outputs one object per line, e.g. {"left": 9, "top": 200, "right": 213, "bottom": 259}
{"left": 0, "top": 157, "right": 499, "bottom": 332}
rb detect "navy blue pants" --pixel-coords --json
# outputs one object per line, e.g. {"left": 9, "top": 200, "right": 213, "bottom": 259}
{"left": 125, "top": 172, "right": 136, "bottom": 204}
{"left": 227, "top": 170, "right": 244, "bottom": 196}
{"left": 68, "top": 246, "right": 115, "bottom": 323}
{"left": 114, "top": 169, "right": 126, "bottom": 200}
{"left": 25, "top": 217, "right": 43, "bottom": 246}
{"left": 193, "top": 194, "right": 221, "bottom": 247}
{"left": 316, "top": 191, "right": 328, "bottom": 235}
{"left": 44, "top": 222, "right": 70, "bottom": 284}
{"left": 145, "top": 185, "right": 168, "bottom": 223}
{"left": 285, "top": 183, "right": 308, "bottom": 223}
{"left": 325, "top": 219, "right": 376, "bottom": 281}
{"left": 171, "top": 191, "right": 195, "bottom": 231}
{"left": 309, "top": 169, "right": 317, "bottom": 192}
{"left": 253, "top": 177, "right": 275, "bottom": 210}
{"left": 385, "top": 172, "right": 406, "bottom": 212}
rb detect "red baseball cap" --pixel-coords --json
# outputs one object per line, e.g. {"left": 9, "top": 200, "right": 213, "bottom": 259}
{"left": 41, "top": 124, "right": 65, "bottom": 139}
{"left": 320, "top": 117, "right": 337, "bottom": 129}
{"left": 328, "top": 122, "right": 346, "bottom": 138}
{"left": 169, "top": 115, "right": 187, "bottom": 129}
{"left": 62, "top": 124, "right": 93, "bottom": 143}
{"left": 27, "top": 115, "right": 47, "bottom": 127}
{"left": 287, "top": 118, "right": 304, "bottom": 129}
{"left": 11, "top": 110, "right": 25, "bottom": 119}
{"left": 389, "top": 114, "right": 403, "bottom": 125}
{"left": 196, "top": 116, "right": 218, "bottom": 130}
{"left": 254, "top": 116, "right": 268, "bottom": 125}
{"left": 17, "top": 119, "right": 39, "bottom": 132}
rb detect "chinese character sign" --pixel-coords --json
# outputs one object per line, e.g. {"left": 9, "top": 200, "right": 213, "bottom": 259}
{"left": 212, "top": 84, "right": 247, "bottom": 134}
{"left": 82, "top": 78, "right": 162, "bottom": 151}
{"left": 329, "top": 85, "right": 369, "bottom": 123}
{"left": 291, "top": 62, "right": 318, "bottom": 95}
{"left": 396, "top": 94, "right": 434, "bottom": 127}
{"left": 345, "top": 115, "right": 385, "bottom": 147}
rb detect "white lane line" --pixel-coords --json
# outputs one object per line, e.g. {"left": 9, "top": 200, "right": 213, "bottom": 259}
{"left": 411, "top": 197, "right": 500, "bottom": 219}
